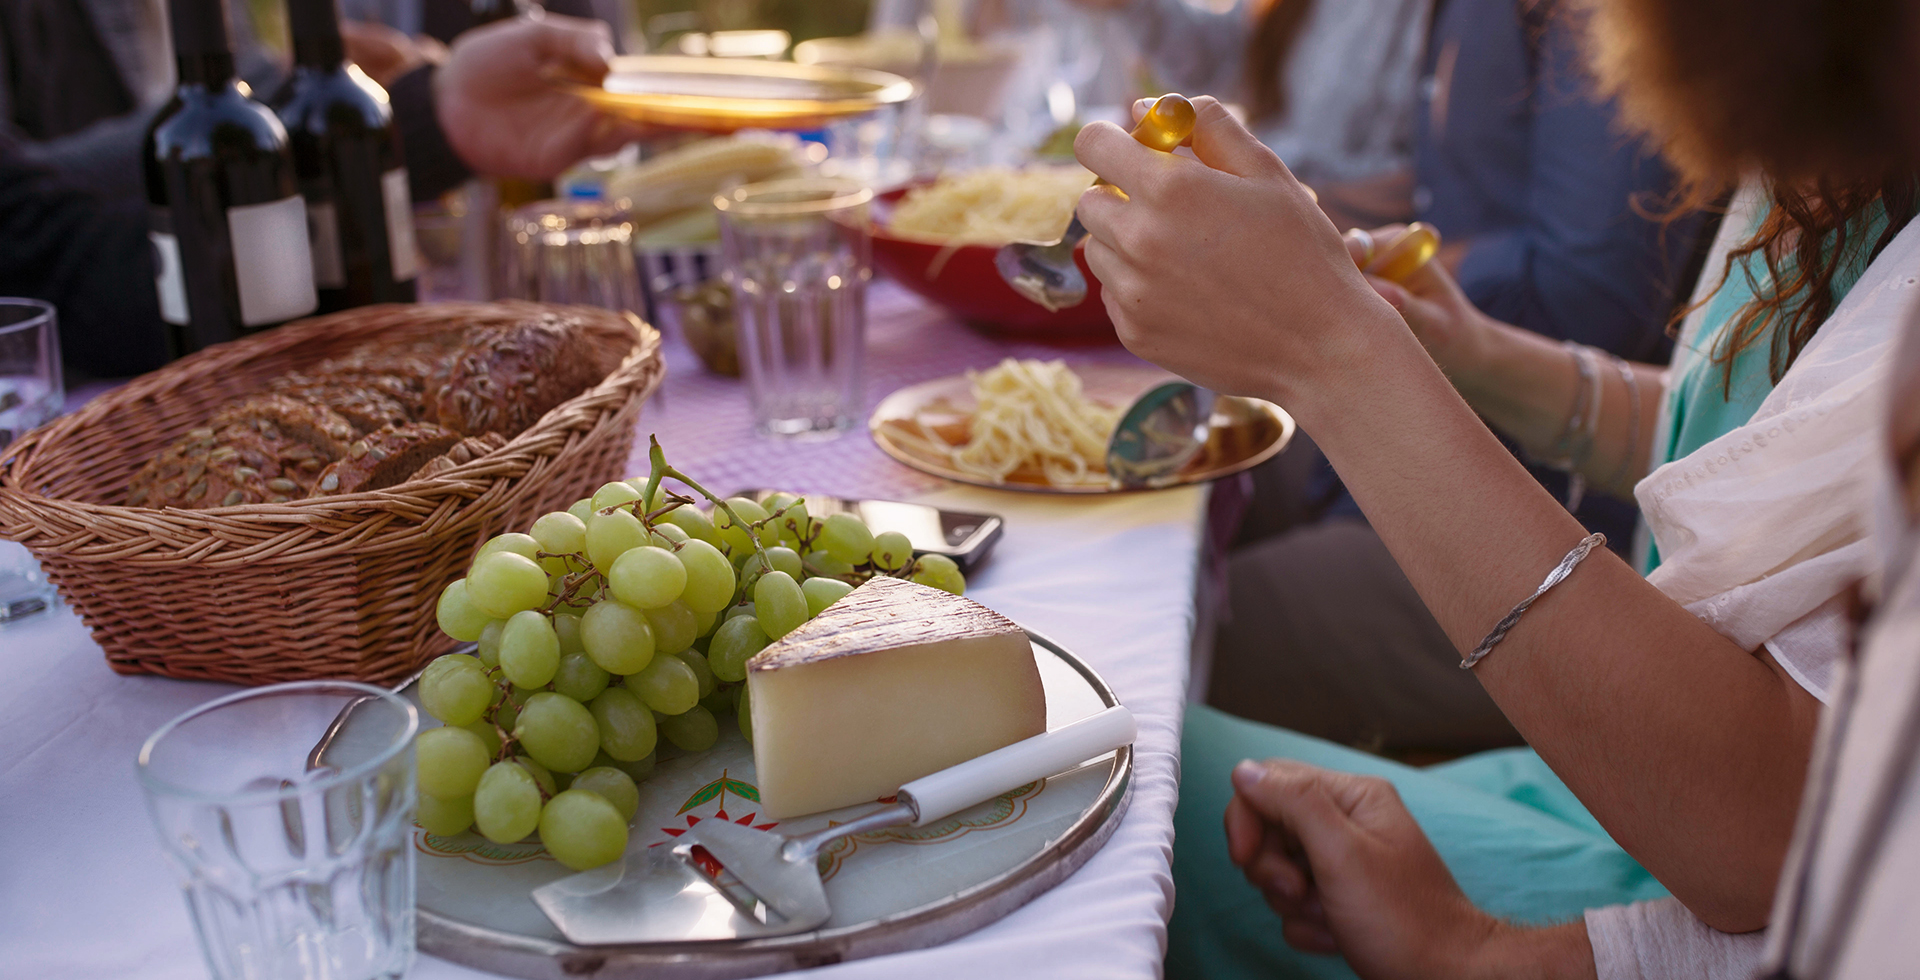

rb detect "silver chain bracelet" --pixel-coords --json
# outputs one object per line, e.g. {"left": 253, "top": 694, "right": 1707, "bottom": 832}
{"left": 1460, "top": 532, "right": 1608, "bottom": 669}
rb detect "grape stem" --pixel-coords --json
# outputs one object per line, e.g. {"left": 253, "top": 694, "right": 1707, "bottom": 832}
{"left": 646, "top": 435, "right": 769, "bottom": 566}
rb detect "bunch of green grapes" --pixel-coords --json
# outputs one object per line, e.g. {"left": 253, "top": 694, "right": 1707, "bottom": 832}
{"left": 418, "top": 438, "right": 967, "bottom": 871}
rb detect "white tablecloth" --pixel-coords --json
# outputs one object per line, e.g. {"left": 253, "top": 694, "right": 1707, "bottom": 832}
{"left": 0, "top": 286, "right": 1211, "bottom": 980}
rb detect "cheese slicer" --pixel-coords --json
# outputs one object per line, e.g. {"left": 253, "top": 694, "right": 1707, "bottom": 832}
{"left": 995, "top": 95, "right": 1198, "bottom": 312}
{"left": 532, "top": 705, "right": 1137, "bottom": 943}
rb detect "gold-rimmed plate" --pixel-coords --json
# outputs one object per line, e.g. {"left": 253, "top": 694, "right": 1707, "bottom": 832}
{"left": 576, "top": 56, "right": 915, "bottom": 132}
{"left": 869, "top": 365, "right": 1295, "bottom": 494}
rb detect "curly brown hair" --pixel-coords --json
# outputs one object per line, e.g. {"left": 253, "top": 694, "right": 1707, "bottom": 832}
{"left": 1578, "top": 0, "right": 1919, "bottom": 388}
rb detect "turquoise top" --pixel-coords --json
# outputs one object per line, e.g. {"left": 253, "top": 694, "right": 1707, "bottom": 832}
{"left": 1642, "top": 199, "right": 1888, "bottom": 574}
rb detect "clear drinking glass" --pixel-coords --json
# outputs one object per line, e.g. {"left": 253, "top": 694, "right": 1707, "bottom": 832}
{"left": 714, "top": 178, "right": 873, "bottom": 439}
{"left": 138, "top": 682, "right": 420, "bottom": 980}
{"left": 0, "top": 298, "right": 63, "bottom": 622}
{"left": 499, "top": 199, "right": 643, "bottom": 313}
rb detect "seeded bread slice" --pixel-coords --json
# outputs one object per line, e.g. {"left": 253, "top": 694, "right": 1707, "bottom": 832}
{"left": 308, "top": 423, "right": 463, "bottom": 496}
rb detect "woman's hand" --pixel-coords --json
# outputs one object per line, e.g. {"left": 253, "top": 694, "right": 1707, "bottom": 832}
{"left": 1073, "top": 97, "right": 1409, "bottom": 413}
{"left": 1227, "top": 759, "right": 1597, "bottom": 980}
{"left": 1347, "top": 226, "right": 1496, "bottom": 386}
{"left": 434, "top": 14, "right": 649, "bottom": 181}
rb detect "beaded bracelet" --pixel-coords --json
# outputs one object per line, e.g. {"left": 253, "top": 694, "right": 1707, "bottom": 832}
{"left": 1460, "top": 533, "right": 1608, "bottom": 669}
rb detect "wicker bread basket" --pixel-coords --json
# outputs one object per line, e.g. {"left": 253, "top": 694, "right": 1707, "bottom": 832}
{"left": 0, "top": 302, "right": 664, "bottom": 686}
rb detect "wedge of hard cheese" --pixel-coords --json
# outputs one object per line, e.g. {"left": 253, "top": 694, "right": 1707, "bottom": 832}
{"left": 746, "top": 575, "right": 1046, "bottom": 818}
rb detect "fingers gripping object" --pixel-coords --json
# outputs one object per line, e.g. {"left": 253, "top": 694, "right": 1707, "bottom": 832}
{"left": 995, "top": 94, "right": 1200, "bottom": 312}
{"left": 1361, "top": 223, "right": 1440, "bottom": 283}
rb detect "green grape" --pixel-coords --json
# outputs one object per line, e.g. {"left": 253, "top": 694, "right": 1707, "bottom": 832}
{"left": 513, "top": 692, "right": 600, "bottom": 774}
{"left": 498, "top": 610, "right": 561, "bottom": 688}
{"left": 910, "top": 553, "right": 967, "bottom": 596}
{"left": 492, "top": 690, "right": 521, "bottom": 733}
{"left": 609, "top": 546, "right": 688, "bottom": 609}
{"left": 735, "top": 685, "right": 753, "bottom": 744}
{"left": 708, "top": 615, "right": 770, "bottom": 682}
{"left": 590, "top": 480, "right": 643, "bottom": 514}
{"left": 417, "top": 792, "right": 475, "bottom": 836}
{"left": 761, "top": 492, "right": 798, "bottom": 515}
{"left": 567, "top": 497, "right": 593, "bottom": 522}
{"left": 417, "top": 725, "right": 491, "bottom": 798}
{"left": 870, "top": 531, "right": 913, "bottom": 572}
{"left": 754, "top": 571, "right": 808, "bottom": 640}
{"left": 674, "top": 540, "right": 736, "bottom": 614}
{"left": 477, "top": 532, "right": 541, "bottom": 562}
{"left": 644, "top": 600, "right": 698, "bottom": 655}
{"left": 625, "top": 655, "right": 699, "bottom": 715}
{"left": 592, "top": 748, "right": 655, "bottom": 784}
{"left": 589, "top": 687, "right": 658, "bottom": 760}
{"left": 662, "top": 506, "right": 720, "bottom": 547}
{"left": 420, "top": 657, "right": 493, "bottom": 726}
{"left": 763, "top": 546, "right": 804, "bottom": 580}
{"left": 802, "top": 550, "right": 854, "bottom": 578}
{"left": 553, "top": 651, "right": 611, "bottom": 702}
{"left": 462, "top": 718, "right": 503, "bottom": 758}
{"left": 435, "top": 579, "right": 492, "bottom": 641}
{"left": 622, "top": 478, "right": 666, "bottom": 512}
{"left": 801, "top": 577, "right": 855, "bottom": 617}
{"left": 569, "top": 767, "right": 640, "bottom": 821}
{"left": 693, "top": 607, "right": 718, "bottom": 639}
{"left": 467, "top": 552, "right": 550, "bottom": 619}
{"left": 553, "top": 612, "right": 585, "bottom": 654}
{"left": 771, "top": 499, "right": 811, "bottom": 548}
{"left": 580, "top": 599, "right": 655, "bottom": 674}
{"left": 475, "top": 619, "right": 506, "bottom": 668}
{"left": 585, "top": 509, "right": 648, "bottom": 571}
{"left": 650, "top": 524, "right": 690, "bottom": 549}
{"left": 660, "top": 705, "right": 719, "bottom": 752}
{"left": 531, "top": 511, "right": 588, "bottom": 557}
{"left": 725, "top": 602, "right": 756, "bottom": 622}
{"left": 515, "top": 754, "right": 558, "bottom": 796}
{"left": 699, "top": 684, "right": 736, "bottom": 716}
{"left": 713, "top": 497, "right": 770, "bottom": 555}
{"left": 539, "top": 789, "right": 629, "bottom": 871}
{"left": 817, "top": 513, "right": 874, "bottom": 565}
{"left": 473, "top": 761, "right": 543, "bottom": 843}
{"left": 673, "top": 649, "right": 717, "bottom": 698}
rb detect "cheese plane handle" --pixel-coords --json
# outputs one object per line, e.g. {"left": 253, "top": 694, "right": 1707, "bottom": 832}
{"left": 898, "top": 706, "right": 1137, "bottom": 826}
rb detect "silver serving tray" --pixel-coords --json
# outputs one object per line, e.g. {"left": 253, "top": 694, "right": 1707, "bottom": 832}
{"left": 416, "top": 629, "right": 1132, "bottom": 979}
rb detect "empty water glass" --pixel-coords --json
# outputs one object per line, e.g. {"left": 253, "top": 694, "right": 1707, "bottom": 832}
{"left": 138, "top": 682, "right": 420, "bottom": 980}
{"left": 499, "top": 199, "right": 643, "bottom": 313}
{"left": 0, "top": 298, "right": 63, "bottom": 622}
{"left": 714, "top": 178, "right": 873, "bottom": 439}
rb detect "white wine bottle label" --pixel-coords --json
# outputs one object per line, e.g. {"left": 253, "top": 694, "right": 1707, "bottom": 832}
{"left": 228, "top": 195, "right": 317, "bottom": 326}
{"left": 149, "top": 230, "right": 190, "bottom": 325}
{"left": 382, "top": 167, "right": 420, "bottom": 283}
{"left": 307, "top": 200, "right": 346, "bottom": 289}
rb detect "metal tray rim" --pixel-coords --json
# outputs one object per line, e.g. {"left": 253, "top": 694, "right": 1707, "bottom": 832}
{"left": 417, "top": 627, "right": 1133, "bottom": 980}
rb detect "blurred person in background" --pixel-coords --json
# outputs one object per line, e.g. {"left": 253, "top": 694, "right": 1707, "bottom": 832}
{"left": 1202, "top": 0, "right": 1707, "bottom": 758}
{"left": 0, "top": 5, "right": 642, "bottom": 378}
{"left": 1066, "top": 0, "right": 1920, "bottom": 973}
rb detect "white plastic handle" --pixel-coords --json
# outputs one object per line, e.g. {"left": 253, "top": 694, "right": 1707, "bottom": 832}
{"left": 898, "top": 706, "right": 1137, "bottom": 826}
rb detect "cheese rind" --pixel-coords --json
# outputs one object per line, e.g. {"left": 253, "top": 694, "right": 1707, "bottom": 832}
{"left": 746, "top": 576, "right": 1045, "bottom": 818}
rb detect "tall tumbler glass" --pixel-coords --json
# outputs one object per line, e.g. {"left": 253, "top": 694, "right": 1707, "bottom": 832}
{"left": 138, "top": 682, "right": 420, "bottom": 980}
{"left": 0, "top": 298, "right": 63, "bottom": 622}
{"left": 714, "top": 178, "right": 873, "bottom": 439}
{"left": 499, "top": 199, "right": 643, "bottom": 313}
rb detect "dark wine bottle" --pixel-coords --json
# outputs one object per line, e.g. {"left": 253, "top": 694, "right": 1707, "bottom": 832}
{"left": 273, "top": 0, "right": 419, "bottom": 312}
{"left": 144, "top": 0, "right": 316, "bottom": 355}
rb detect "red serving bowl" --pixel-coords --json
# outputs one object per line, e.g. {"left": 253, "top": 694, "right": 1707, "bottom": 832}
{"left": 869, "top": 187, "right": 1117, "bottom": 343}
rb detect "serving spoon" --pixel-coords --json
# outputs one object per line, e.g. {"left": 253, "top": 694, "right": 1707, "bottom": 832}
{"left": 995, "top": 94, "right": 1199, "bottom": 312}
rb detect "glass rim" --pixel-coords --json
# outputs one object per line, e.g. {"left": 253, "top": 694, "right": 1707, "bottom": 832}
{"left": 712, "top": 177, "right": 874, "bottom": 217}
{"left": 136, "top": 680, "right": 418, "bottom": 805}
{"left": 0, "top": 297, "right": 56, "bottom": 336}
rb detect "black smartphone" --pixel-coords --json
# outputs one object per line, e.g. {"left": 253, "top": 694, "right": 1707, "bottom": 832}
{"left": 734, "top": 490, "right": 1004, "bottom": 573}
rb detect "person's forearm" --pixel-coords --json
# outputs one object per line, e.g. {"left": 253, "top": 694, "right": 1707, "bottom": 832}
{"left": 1454, "top": 312, "right": 1667, "bottom": 496}
{"left": 1283, "top": 316, "right": 1818, "bottom": 932}
{"left": 1465, "top": 923, "right": 1595, "bottom": 980}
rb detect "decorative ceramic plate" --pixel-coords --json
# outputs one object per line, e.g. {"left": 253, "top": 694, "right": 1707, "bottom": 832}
{"left": 869, "top": 364, "right": 1295, "bottom": 494}
{"left": 414, "top": 630, "right": 1130, "bottom": 980}
{"left": 575, "top": 56, "right": 915, "bottom": 132}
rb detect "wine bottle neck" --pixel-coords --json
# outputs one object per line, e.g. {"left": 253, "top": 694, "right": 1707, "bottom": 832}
{"left": 175, "top": 51, "right": 237, "bottom": 87}
{"left": 167, "top": 0, "right": 234, "bottom": 63}
{"left": 287, "top": 0, "right": 347, "bottom": 67}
